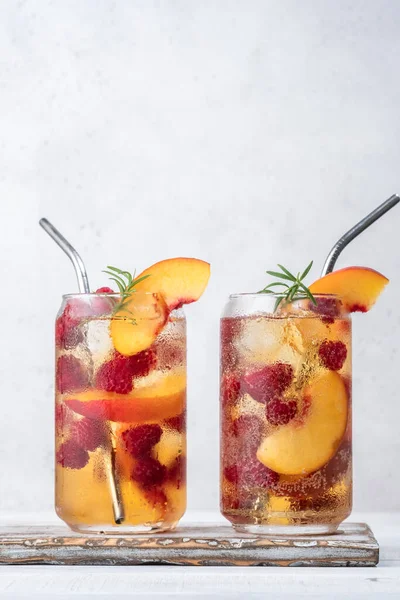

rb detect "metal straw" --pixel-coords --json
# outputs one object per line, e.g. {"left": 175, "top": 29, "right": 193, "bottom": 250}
{"left": 321, "top": 194, "right": 400, "bottom": 276}
{"left": 39, "top": 219, "right": 90, "bottom": 293}
{"left": 39, "top": 218, "right": 125, "bottom": 525}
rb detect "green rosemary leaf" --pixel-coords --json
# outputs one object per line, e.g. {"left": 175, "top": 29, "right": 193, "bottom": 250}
{"left": 103, "top": 270, "right": 124, "bottom": 283}
{"left": 264, "top": 282, "right": 290, "bottom": 289}
{"left": 298, "top": 281, "right": 317, "bottom": 305}
{"left": 288, "top": 284, "right": 299, "bottom": 301}
{"left": 277, "top": 264, "right": 297, "bottom": 281}
{"left": 259, "top": 261, "right": 315, "bottom": 312}
{"left": 122, "top": 271, "right": 132, "bottom": 285}
{"left": 106, "top": 266, "right": 128, "bottom": 276}
{"left": 109, "top": 277, "right": 125, "bottom": 295}
{"left": 274, "top": 296, "right": 284, "bottom": 311}
{"left": 259, "top": 283, "right": 289, "bottom": 294}
{"left": 103, "top": 266, "right": 153, "bottom": 314}
{"left": 300, "top": 260, "right": 314, "bottom": 281}
{"left": 127, "top": 274, "right": 151, "bottom": 289}
{"left": 266, "top": 271, "right": 294, "bottom": 282}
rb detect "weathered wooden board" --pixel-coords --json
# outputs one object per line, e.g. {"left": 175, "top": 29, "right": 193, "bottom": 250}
{"left": 0, "top": 522, "right": 378, "bottom": 567}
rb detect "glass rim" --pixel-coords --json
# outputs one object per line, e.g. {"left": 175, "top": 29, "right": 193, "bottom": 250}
{"left": 228, "top": 292, "right": 339, "bottom": 299}
{"left": 62, "top": 291, "right": 162, "bottom": 299}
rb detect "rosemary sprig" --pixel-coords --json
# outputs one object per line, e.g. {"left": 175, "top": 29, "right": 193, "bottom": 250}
{"left": 258, "top": 261, "right": 317, "bottom": 311}
{"left": 103, "top": 266, "right": 151, "bottom": 314}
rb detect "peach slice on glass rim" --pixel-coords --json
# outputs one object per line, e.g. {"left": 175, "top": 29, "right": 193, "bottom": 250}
{"left": 64, "top": 372, "right": 186, "bottom": 423}
{"left": 135, "top": 257, "right": 211, "bottom": 311}
{"left": 309, "top": 266, "right": 388, "bottom": 313}
{"left": 110, "top": 291, "right": 168, "bottom": 357}
{"left": 256, "top": 371, "right": 348, "bottom": 475}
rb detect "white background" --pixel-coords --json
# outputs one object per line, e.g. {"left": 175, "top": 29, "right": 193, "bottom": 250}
{"left": 0, "top": 0, "right": 399, "bottom": 516}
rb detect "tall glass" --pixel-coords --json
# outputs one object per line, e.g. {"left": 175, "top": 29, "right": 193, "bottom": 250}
{"left": 55, "top": 292, "right": 186, "bottom": 533}
{"left": 220, "top": 293, "right": 352, "bottom": 534}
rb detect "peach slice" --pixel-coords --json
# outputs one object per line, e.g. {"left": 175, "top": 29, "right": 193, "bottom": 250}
{"left": 309, "top": 267, "right": 388, "bottom": 313}
{"left": 64, "top": 372, "right": 186, "bottom": 423}
{"left": 135, "top": 258, "right": 210, "bottom": 311}
{"left": 110, "top": 292, "right": 168, "bottom": 356}
{"left": 257, "top": 371, "right": 348, "bottom": 475}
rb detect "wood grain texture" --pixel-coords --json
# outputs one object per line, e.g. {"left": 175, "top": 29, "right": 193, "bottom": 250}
{"left": 0, "top": 522, "right": 378, "bottom": 567}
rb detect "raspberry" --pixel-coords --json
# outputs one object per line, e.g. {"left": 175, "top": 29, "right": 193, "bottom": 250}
{"left": 224, "top": 465, "right": 239, "bottom": 484}
{"left": 55, "top": 317, "right": 66, "bottom": 347}
{"left": 56, "top": 440, "right": 89, "bottom": 469}
{"left": 237, "top": 456, "right": 279, "bottom": 489}
{"left": 221, "top": 373, "right": 241, "bottom": 406}
{"left": 310, "top": 297, "right": 340, "bottom": 324}
{"left": 132, "top": 457, "right": 167, "bottom": 487}
{"left": 122, "top": 424, "right": 162, "bottom": 457}
{"left": 96, "top": 350, "right": 156, "bottom": 394}
{"left": 318, "top": 340, "right": 347, "bottom": 371}
{"left": 56, "top": 302, "right": 85, "bottom": 349}
{"left": 71, "top": 418, "right": 104, "bottom": 451}
{"left": 232, "top": 415, "right": 263, "bottom": 454}
{"left": 241, "top": 363, "right": 293, "bottom": 404}
{"left": 91, "top": 289, "right": 117, "bottom": 316}
{"left": 266, "top": 398, "right": 298, "bottom": 426}
{"left": 95, "top": 355, "right": 134, "bottom": 394}
{"left": 164, "top": 411, "right": 186, "bottom": 432}
{"left": 232, "top": 414, "right": 262, "bottom": 438}
{"left": 56, "top": 355, "right": 89, "bottom": 394}
{"left": 126, "top": 348, "right": 156, "bottom": 379}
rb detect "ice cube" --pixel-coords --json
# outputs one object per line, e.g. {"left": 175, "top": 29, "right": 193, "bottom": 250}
{"left": 86, "top": 318, "right": 114, "bottom": 364}
{"left": 236, "top": 316, "right": 304, "bottom": 371}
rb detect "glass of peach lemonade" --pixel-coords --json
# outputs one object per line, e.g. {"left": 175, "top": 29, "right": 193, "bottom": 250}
{"left": 220, "top": 263, "right": 388, "bottom": 534}
{"left": 55, "top": 258, "right": 210, "bottom": 533}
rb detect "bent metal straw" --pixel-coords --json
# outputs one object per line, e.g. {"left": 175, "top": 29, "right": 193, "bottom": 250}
{"left": 321, "top": 194, "right": 399, "bottom": 276}
{"left": 39, "top": 218, "right": 125, "bottom": 524}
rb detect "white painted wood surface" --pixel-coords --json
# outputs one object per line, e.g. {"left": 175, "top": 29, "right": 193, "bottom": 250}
{"left": 0, "top": 511, "right": 399, "bottom": 599}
